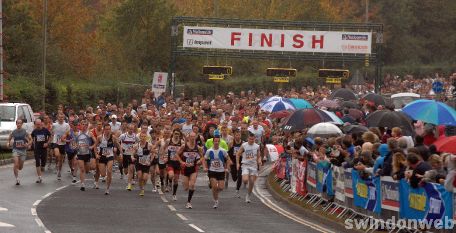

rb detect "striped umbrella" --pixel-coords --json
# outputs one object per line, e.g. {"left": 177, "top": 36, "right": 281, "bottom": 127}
{"left": 260, "top": 97, "right": 296, "bottom": 113}
{"left": 402, "top": 100, "right": 456, "bottom": 126}
{"left": 289, "top": 98, "right": 313, "bottom": 109}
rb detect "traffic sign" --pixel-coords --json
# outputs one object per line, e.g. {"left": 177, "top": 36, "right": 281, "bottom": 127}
{"left": 432, "top": 81, "right": 443, "bottom": 94}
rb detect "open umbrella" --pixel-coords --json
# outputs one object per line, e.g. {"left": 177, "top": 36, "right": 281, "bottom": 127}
{"left": 362, "top": 93, "right": 386, "bottom": 106}
{"left": 330, "top": 88, "right": 357, "bottom": 101}
{"left": 282, "top": 109, "right": 333, "bottom": 132}
{"left": 260, "top": 97, "right": 296, "bottom": 113}
{"left": 269, "top": 110, "right": 293, "bottom": 119}
{"left": 341, "top": 101, "right": 360, "bottom": 109}
{"left": 402, "top": 99, "right": 456, "bottom": 126}
{"left": 365, "top": 110, "right": 413, "bottom": 136}
{"left": 307, "top": 123, "right": 343, "bottom": 138}
{"left": 321, "top": 110, "right": 344, "bottom": 125}
{"left": 342, "top": 124, "right": 369, "bottom": 135}
{"left": 316, "top": 99, "right": 340, "bottom": 109}
{"left": 259, "top": 95, "right": 281, "bottom": 106}
{"left": 433, "top": 136, "right": 456, "bottom": 154}
{"left": 348, "top": 108, "right": 365, "bottom": 120}
{"left": 289, "top": 98, "right": 313, "bottom": 109}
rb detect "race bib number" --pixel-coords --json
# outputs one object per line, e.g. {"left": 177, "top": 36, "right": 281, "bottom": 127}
{"left": 186, "top": 157, "right": 195, "bottom": 164}
{"left": 245, "top": 151, "right": 255, "bottom": 160}
{"left": 15, "top": 140, "right": 26, "bottom": 148}
{"left": 57, "top": 135, "right": 63, "bottom": 144}
{"left": 211, "top": 160, "right": 221, "bottom": 169}
{"left": 36, "top": 135, "right": 46, "bottom": 142}
{"left": 139, "top": 155, "right": 150, "bottom": 165}
{"left": 102, "top": 148, "right": 113, "bottom": 157}
{"left": 71, "top": 141, "right": 78, "bottom": 150}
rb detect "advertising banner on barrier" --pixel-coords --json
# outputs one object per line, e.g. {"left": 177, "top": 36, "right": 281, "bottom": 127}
{"left": 275, "top": 157, "right": 287, "bottom": 179}
{"left": 307, "top": 162, "right": 317, "bottom": 188}
{"left": 333, "top": 166, "right": 345, "bottom": 202}
{"left": 399, "top": 180, "right": 454, "bottom": 223}
{"left": 290, "top": 158, "right": 298, "bottom": 193}
{"left": 352, "top": 170, "right": 381, "bottom": 214}
{"left": 316, "top": 162, "right": 334, "bottom": 196}
{"left": 454, "top": 190, "right": 456, "bottom": 221}
{"left": 381, "top": 176, "right": 400, "bottom": 212}
{"left": 183, "top": 26, "right": 372, "bottom": 54}
{"left": 344, "top": 168, "right": 354, "bottom": 198}
{"left": 296, "top": 160, "right": 308, "bottom": 196}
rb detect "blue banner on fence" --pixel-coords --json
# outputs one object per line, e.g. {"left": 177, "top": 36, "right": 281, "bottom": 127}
{"left": 307, "top": 162, "right": 317, "bottom": 188}
{"left": 316, "top": 161, "right": 334, "bottom": 196}
{"left": 352, "top": 170, "right": 381, "bottom": 214}
{"left": 399, "top": 180, "right": 454, "bottom": 223}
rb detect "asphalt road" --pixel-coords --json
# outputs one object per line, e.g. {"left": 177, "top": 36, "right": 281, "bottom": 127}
{"left": 0, "top": 159, "right": 340, "bottom": 233}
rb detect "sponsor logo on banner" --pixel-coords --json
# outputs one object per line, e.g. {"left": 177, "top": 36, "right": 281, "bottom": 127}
{"left": 352, "top": 170, "right": 381, "bottom": 214}
{"left": 344, "top": 168, "right": 354, "bottom": 198}
{"left": 152, "top": 72, "right": 169, "bottom": 98}
{"left": 381, "top": 176, "right": 400, "bottom": 212}
{"left": 183, "top": 26, "right": 372, "bottom": 54}
{"left": 316, "top": 162, "right": 334, "bottom": 196}
{"left": 307, "top": 162, "right": 317, "bottom": 188}
{"left": 296, "top": 160, "right": 307, "bottom": 196}
{"left": 399, "top": 179, "right": 454, "bottom": 225}
{"left": 290, "top": 158, "right": 298, "bottom": 193}
{"left": 342, "top": 34, "right": 368, "bottom": 41}
{"left": 333, "top": 166, "right": 345, "bottom": 202}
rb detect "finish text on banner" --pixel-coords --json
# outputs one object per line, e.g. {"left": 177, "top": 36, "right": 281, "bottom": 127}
{"left": 316, "top": 161, "right": 334, "bottom": 196}
{"left": 183, "top": 26, "right": 372, "bottom": 54}
{"left": 399, "top": 180, "right": 454, "bottom": 224}
{"left": 352, "top": 170, "right": 381, "bottom": 214}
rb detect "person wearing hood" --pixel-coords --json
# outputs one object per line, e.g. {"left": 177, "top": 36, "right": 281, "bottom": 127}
{"left": 372, "top": 143, "right": 392, "bottom": 176}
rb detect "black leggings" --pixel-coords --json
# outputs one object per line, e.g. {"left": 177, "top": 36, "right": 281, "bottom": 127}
{"left": 35, "top": 149, "right": 47, "bottom": 167}
{"left": 230, "top": 165, "right": 243, "bottom": 190}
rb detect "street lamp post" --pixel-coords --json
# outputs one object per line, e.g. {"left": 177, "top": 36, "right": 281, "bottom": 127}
{"left": 0, "top": 0, "right": 4, "bottom": 103}
{"left": 42, "top": 0, "right": 47, "bottom": 112}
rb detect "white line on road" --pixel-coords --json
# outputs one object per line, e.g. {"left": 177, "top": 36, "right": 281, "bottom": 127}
{"left": 189, "top": 224, "right": 204, "bottom": 232}
{"left": 56, "top": 185, "right": 68, "bottom": 191}
{"left": 160, "top": 195, "right": 169, "bottom": 203}
{"left": 253, "top": 185, "right": 334, "bottom": 233}
{"left": 35, "top": 218, "right": 44, "bottom": 227}
{"left": 0, "top": 221, "right": 15, "bottom": 227}
{"left": 33, "top": 200, "right": 41, "bottom": 207}
{"left": 45, "top": 230, "right": 52, "bottom": 233}
{"left": 176, "top": 213, "right": 188, "bottom": 221}
{"left": 168, "top": 205, "right": 176, "bottom": 211}
{"left": 31, "top": 207, "right": 37, "bottom": 216}
{"left": 0, "top": 207, "right": 7, "bottom": 211}
{"left": 42, "top": 192, "right": 52, "bottom": 198}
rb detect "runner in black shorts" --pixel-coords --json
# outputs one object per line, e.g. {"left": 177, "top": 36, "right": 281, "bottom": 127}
{"left": 149, "top": 130, "right": 160, "bottom": 192}
{"left": 228, "top": 129, "right": 244, "bottom": 197}
{"left": 135, "top": 133, "right": 153, "bottom": 196}
{"left": 176, "top": 132, "right": 202, "bottom": 209}
{"left": 95, "top": 124, "right": 120, "bottom": 195}
{"left": 31, "top": 119, "right": 52, "bottom": 184}
{"left": 63, "top": 120, "right": 79, "bottom": 183}
{"left": 203, "top": 137, "right": 229, "bottom": 209}
{"left": 164, "top": 129, "right": 184, "bottom": 201}
{"left": 75, "top": 120, "right": 94, "bottom": 191}
{"left": 119, "top": 124, "right": 139, "bottom": 191}
{"left": 158, "top": 125, "right": 172, "bottom": 192}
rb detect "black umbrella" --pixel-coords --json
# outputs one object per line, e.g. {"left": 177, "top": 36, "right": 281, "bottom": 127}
{"left": 365, "top": 110, "right": 413, "bottom": 136}
{"left": 282, "top": 109, "right": 333, "bottom": 132}
{"left": 342, "top": 124, "right": 369, "bottom": 135}
{"left": 330, "top": 88, "right": 358, "bottom": 101}
{"left": 341, "top": 101, "right": 360, "bottom": 109}
{"left": 362, "top": 93, "right": 386, "bottom": 106}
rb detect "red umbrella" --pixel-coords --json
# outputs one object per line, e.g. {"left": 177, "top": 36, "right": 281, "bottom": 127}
{"left": 269, "top": 110, "right": 293, "bottom": 119}
{"left": 348, "top": 109, "right": 365, "bottom": 120}
{"left": 433, "top": 136, "right": 456, "bottom": 154}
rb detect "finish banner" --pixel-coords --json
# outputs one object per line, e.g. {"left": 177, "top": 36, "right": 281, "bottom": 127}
{"left": 316, "top": 162, "right": 334, "bottom": 196}
{"left": 183, "top": 26, "right": 372, "bottom": 54}
{"left": 352, "top": 170, "right": 381, "bottom": 214}
{"left": 399, "top": 180, "right": 454, "bottom": 223}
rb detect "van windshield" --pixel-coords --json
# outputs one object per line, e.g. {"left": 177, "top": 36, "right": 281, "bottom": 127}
{"left": 0, "top": 106, "right": 16, "bottom": 121}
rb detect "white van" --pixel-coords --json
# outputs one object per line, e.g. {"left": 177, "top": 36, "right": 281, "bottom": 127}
{"left": 390, "top": 93, "right": 420, "bottom": 111}
{"left": 0, "top": 103, "right": 35, "bottom": 149}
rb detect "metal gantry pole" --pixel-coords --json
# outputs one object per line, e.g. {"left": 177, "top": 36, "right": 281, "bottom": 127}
{"left": 42, "top": 0, "right": 47, "bottom": 112}
{"left": 0, "top": 0, "right": 4, "bottom": 102}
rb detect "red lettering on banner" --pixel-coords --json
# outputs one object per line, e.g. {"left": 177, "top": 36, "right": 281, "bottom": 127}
{"left": 312, "top": 35, "right": 324, "bottom": 49}
{"left": 248, "top": 33, "right": 253, "bottom": 46}
{"left": 280, "top": 34, "right": 285, "bottom": 47}
{"left": 231, "top": 32, "right": 241, "bottom": 46}
{"left": 261, "top": 33, "right": 272, "bottom": 47}
{"left": 292, "top": 34, "right": 304, "bottom": 48}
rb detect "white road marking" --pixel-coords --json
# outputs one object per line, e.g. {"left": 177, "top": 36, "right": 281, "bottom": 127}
{"left": 42, "top": 192, "right": 52, "bottom": 198}
{"left": 168, "top": 205, "right": 176, "bottom": 211}
{"left": 189, "top": 223, "right": 204, "bottom": 232}
{"left": 176, "top": 213, "right": 188, "bottom": 221}
{"left": 35, "top": 218, "right": 44, "bottom": 227}
{"left": 253, "top": 185, "right": 335, "bottom": 233}
{"left": 0, "top": 221, "right": 15, "bottom": 227}
{"left": 160, "top": 195, "right": 168, "bottom": 203}
{"left": 45, "top": 230, "right": 52, "bottom": 233}
{"left": 31, "top": 207, "right": 37, "bottom": 216}
{"left": 56, "top": 185, "right": 67, "bottom": 191}
{"left": 0, "top": 207, "right": 7, "bottom": 211}
{"left": 33, "top": 200, "right": 41, "bottom": 207}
